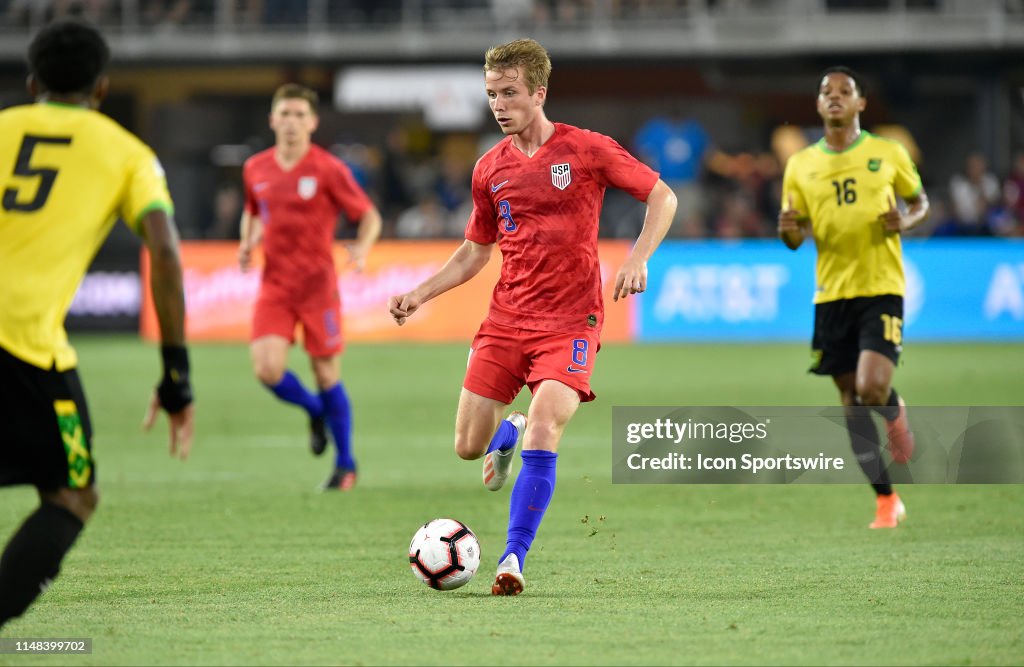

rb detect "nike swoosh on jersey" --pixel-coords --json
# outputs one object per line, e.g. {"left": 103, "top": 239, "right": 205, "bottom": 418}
{"left": 491, "top": 180, "right": 509, "bottom": 192}
{"left": 254, "top": 182, "right": 270, "bottom": 192}
{"left": 566, "top": 366, "right": 587, "bottom": 373}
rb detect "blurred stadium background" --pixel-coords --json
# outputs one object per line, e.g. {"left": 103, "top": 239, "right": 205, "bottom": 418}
{"left": 3, "top": 0, "right": 1024, "bottom": 345}
{"left": 2, "top": 4, "right": 1023, "bottom": 665}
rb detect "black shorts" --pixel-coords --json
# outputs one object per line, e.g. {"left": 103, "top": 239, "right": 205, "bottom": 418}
{"left": 810, "top": 295, "right": 904, "bottom": 376}
{"left": 0, "top": 346, "right": 95, "bottom": 491}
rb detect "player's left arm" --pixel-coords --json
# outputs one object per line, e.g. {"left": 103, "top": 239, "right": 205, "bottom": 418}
{"left": 345, "top": 205, "right": 382, "bottom": 271}
{"left": 882, "top": 146, "right": 930, "bottom": 233}
{"left": 327, "top": 156, "right": 382, "bottom": 270}
{"left": 614, "top": 179, "right": 677, "bottom": 302}
{"left": 120, "top": 149, "right": 194, "bottom": 460}
{"left": 881, "top": 189, "right": 930, "bottom": 234}
{"left": 138, "top": 209, "right": 194, "bottom": 461}
{"left": 238, "top": 209, "right": 263, "bottom": 272}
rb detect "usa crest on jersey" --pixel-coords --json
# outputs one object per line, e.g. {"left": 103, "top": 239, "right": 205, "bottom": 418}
{"left": 298, "top": 176, "right": 318, "bottom": 200}
{"left": 550, "top": 163, "right": 572, "bottom": 190}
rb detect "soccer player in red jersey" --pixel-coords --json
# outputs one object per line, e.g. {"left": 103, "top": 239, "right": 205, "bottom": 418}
{"left": 389, "top": 39, "right": 677, "bottom": 595}
{"left": 240, "top": 84, "right": 381, "bottom": 491}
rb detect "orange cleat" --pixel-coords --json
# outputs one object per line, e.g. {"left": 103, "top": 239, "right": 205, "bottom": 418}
{"left": 869, "top": 492, "right": 907, "bottom": 529}
{"left": 885, "top": 396, "right": 915, "bottom": 464}
{"left": 320, "top": 467, "right": 357, "bottom": 492}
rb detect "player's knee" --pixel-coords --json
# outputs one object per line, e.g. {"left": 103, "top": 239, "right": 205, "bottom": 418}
{"left": 855, "top": 379, "right": 888, "bottom": 406}
{"left": 523, "top": 417, "right": 564, "bottom": 449}
{"left": 80, "top": 486, "right": 99, "bottom": 514}
{"left": 312, "top": 366, "right": 337, "bottom": 390}
{"left": 837, "top": 388, "right": 859, "bottom": 407}
{"left": 253, "top": 359, "right": 285, "bottom": 386}
{"left": 453, "top": 435, "right": 484, "bottom": 460}
{"left": 45, "top": 486, "right": 99, "bottom": 523}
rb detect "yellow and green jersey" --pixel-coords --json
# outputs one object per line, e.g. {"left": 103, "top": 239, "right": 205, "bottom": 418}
{"left": 782, "top": 131, "right": 922, "bottom": 304}
{"left": 0, "top": 102, "right": 173, "bottom": 370}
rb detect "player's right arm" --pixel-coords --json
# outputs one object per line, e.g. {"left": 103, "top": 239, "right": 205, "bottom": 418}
{"left": 238, "top": 160, "right": 263, "bottom": 272}
{"left": 778, "top": 158, "right": 810, "bottom": 250}
{"left": 139, "top": 208, "right": 194, "bottom": 460}
{"left": 238, "top": 209, "right": 263, "bottom": 272}
{"left": 388, "top": 240, "right": 493, "bottom": 326}
{"left": 778, "top": 195, "right": 808, "bottom": 250}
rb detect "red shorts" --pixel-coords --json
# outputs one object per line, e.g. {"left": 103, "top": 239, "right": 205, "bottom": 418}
{"left": 251, "top": 293, "right": 343, "bottom": 357}
{"left": 464, "top": 318, "right": 601, "bottom": 404}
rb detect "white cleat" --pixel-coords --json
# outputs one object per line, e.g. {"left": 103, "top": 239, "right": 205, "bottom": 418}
{"left": 491, "top": 553, "right": 525, "bottom": 596}
{"left": 482, "top": 411, "right": 526, "bottom": 492}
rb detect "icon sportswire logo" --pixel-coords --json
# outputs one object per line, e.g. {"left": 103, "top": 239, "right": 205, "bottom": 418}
{"left": 491, "top": 180, "right": 509, "bottom": 193}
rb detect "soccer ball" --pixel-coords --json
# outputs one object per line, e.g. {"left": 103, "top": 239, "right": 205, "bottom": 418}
{"left": 408, "top": 518, "right": 481, "bottom": 590}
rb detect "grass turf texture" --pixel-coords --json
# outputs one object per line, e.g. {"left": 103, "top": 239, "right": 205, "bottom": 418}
{"left": 1, "top": 337, "right": 1022, "bottom": 666}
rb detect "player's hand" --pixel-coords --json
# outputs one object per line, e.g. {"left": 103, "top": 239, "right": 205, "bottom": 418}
{"left": 144, "top": 345, "right": 194, "bottom": 460}
{"left": 389, "top": 292, "right": 422, "bottom": 326}
{"left": 880, "top": 195, "right": 903, "bottom": 233}
{"left": 613, "top": 256, "right": 647, "bottom": 302}
{"left": 143, "top": 395, "right": 195, "bottom": 461}
{"left": 238, "top": 242, "right": 253, "bottom": 272}
{"left": 778, "top": 194, "right": 803, "bottom": 234}
{"left": 345, "top": 243, "right": 369, "bottom": 272}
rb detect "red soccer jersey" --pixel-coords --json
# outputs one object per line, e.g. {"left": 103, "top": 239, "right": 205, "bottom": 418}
{"left": 465, "top": 123, "right": 659, "bottom": 333}
{"left": 243, "top": 144, "right": 372, "bottom": 303}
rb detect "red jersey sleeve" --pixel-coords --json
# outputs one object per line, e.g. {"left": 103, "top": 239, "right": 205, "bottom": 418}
{"left": 325, "top": 154, "right": 373, "bottom": 223}
{"left": 242, "top": 159, "right": 259, "bottom": 216}
{"left": 464, "top": 158, "right": 498, "bottom": 245}
{"left": 585, "top": 132, "right": 659, "bottom": 202}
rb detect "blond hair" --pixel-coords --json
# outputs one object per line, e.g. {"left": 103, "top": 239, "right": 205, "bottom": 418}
{"left": 271, "top": 83, "right": 318, "bottom": 114}
{"left": 484, "top": 38, "right": 551, "bottom": 94}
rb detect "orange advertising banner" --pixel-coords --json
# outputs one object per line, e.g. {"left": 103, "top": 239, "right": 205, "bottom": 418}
{"left": 140, "top": 240, "right": 634, "bottom": 343}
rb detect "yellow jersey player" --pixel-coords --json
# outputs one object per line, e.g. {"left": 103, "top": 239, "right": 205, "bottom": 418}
{"left": 0, "top": 19, "right": 194, "bottom": 627}
{"left": 779, "top": 66, "right": 929, "bottom": 529}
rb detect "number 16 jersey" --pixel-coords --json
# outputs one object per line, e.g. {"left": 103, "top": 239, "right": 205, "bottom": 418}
{"left": 782, "top": 131, "right": 922, "bottom": 304}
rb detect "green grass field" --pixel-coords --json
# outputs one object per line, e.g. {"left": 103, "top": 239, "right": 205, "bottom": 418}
{"left": 1, "top": 337, "right": 1022, "bottom": 666}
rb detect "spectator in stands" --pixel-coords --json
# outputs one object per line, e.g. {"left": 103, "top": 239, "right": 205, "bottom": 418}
{"left": 770, "top": 124, "right": 809, "bottom": 169}
{"left": 395, "top": 196, "right": 448, "bottom": 239}
{"left": 634, "top": 107, "right": 714, "bottom": 237}
{"left": 713, "top": 190, "right": 764, "bottom": 239}
{"left": 716, "top": 150, "right": 780, "bottom": 238}
{"left": 531, "top": 0, "right": 590, "bottom": 25}
{"left": 433, "top": 153, "right": 472, "bottom": 218}
{"left": 203, "top": 184, "right": 243, "bottom": 240}
{"left": 1002, "top": 151, "right": 1024, "bottom": 235}
{"left": 262, "top": 0, "right": 307, "bottom": 24}
{"left": 377, "top": 126, "right": 416, "bottom": 227}
{"left": 873, "top": 123, "right": 923, "bottom": 166}
{"left": 948, "top": 151, "right": 1001, "bottom": 235}
{"left": 143, "top": 0, "right": 192, "bottom": 28}
{"left": 490, "top": 0, "right": 534, "bottom": 28}
{"left": 7, "top": 0, "right": 110, "bottom": 25}
{"left": 331, "top": 142, "right": 374, "bottom": 191}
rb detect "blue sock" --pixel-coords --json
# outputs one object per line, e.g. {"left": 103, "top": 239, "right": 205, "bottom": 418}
{"left": 501, "top": 450, "right": 558, "bottom": 571}
{"left": 485, "top": 419, "right": 519, "bottom": 454}
{"left": 321, "top": 383, "right": 354, "bottom": 470}
{"left": 265, "top": 371, "right": 322, "bottom": 418}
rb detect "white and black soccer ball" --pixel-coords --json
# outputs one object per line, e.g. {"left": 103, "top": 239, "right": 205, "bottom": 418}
{"left": 408, "top": 518, "right": 481, "bottom": 590}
